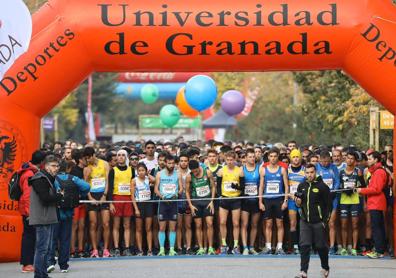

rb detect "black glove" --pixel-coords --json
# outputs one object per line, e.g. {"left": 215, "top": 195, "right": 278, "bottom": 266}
{"left": 294, "top": 191, "right": 303, "bottom": 200}
{"left": 344, "top": 189, "right": 354, "bottom": 196}
{"left": 231, "top": 183, "right": 240, "bottom": 190}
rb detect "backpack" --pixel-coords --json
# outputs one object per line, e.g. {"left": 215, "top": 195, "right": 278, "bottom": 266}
{"left": 8, "top": 171, "right": 22, "bottom": 201}
{"left": 55, "top": 175, "right": 80, "bottom": 209}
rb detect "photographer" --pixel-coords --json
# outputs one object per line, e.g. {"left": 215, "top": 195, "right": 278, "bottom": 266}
{"left": 291, "top": 163, "right": 332, "bottom": 278}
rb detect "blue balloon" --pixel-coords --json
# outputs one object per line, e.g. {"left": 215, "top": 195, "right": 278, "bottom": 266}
{"left": 185, "top": 75, "right": 217, "bottom": 112}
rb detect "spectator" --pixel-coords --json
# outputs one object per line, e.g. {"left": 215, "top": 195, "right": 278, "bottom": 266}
{"left": 47, "top": 161, "right": 90, "bottom": 273}
{"left": 357, "top": 151, "right": 388, "bottom": 259}
{"left": 29, "top": 155, "right": 63, "bottom": 278}
{"left": 18, "top": 150, "right": 46, "bottom": 273}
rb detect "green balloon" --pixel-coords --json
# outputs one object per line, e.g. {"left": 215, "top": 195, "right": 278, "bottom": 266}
{"left": 140, "top": 84, "right": 159, "bottom": 104}
{"left": 160, "top": 105, "right": 180, "bottom": 128}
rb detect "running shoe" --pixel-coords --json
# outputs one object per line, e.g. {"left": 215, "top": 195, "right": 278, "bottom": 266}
{"left": 231, "top": 246, "right": 240, "bottom": 255}
{"left": 60, "top": 269, "right": 69, "bottom": 273}
{"left": 102, "top": 249, "right": 111, "bottom": 258}
{"left": 176, "top": 248, "right": 183, "bottom": 256}
{"left": 340, "top": 248, "right": 348, "bottom": 256}
{"left": 147, "top": 251, "right": 153, "bottom": 257}
{"left": 260, "top": 247, "right": 272, "bottom": 255}
{"left": 366, "top": 251, "right": 384, "bottom": 259}
{"left": 329, "top": 246, "right": 337, "bottom": 255}
{"left": 336, "top": 247, "right": 342, "bottom": 255}
{"left": 186, "top": 248, "right": 194, "bottom": 255}
{"left": 242, "top": 248, "right": 249, "bottom": 256}
{"left": 249, "top": 248, "right": 259, "bottom": 255}
{"left": 275, "top": 248, "right": 285, "bottom": 255}
{"left": 220, "top": 245, "right": 228, "bottom": 255}
{"left": 350, "top": 249, "right": 358, "bottom": 256}
{"left": 295, "top": 271, "right": 308, "bottom": 278}
{"left": 207, "top": 247, "right": 216, "bottom": 255}
{"left": 123, "top": 249, "right": 133, "bottom": 256}
{"left": 196, "top": 248, "right": 206, "bottom": 256}
{"left": 47, "top": 265, "right": 55, "bottom": 273}
{"left": 168, "top": 248, "right": 177, "bottom": 256}
{"left": 21, "top": 265, "right": 34, "bottom": 273}
{"left": 113, "top": 248, "right": 121, "bottom": 257}
{"left": 136, "top": 251, "right": 143, "bottom": 257}
{"left": 292, "top": 248, "right": 300, "bottom": 255}
{"left": 320, "top": 269, "right": 329, "bottom": 278}
{"left": 158, "top": 248, "right": 166, "bottom": 256}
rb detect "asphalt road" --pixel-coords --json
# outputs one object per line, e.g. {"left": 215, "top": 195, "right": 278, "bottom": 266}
{"left": 1, "top": 255, "right": 395, "bottom": 278}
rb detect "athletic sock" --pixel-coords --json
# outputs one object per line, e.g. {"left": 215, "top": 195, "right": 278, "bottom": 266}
{"left": 276, "top": 242, "right": 283, "bottom": 250}
{"left": 222, "top": 238, "right": 227, "bottom": 246}
{"left": 266, "top": 242, "right": 271, "bottom": 249}
{"left": 169, "top": 232, "right": 176, "bottom": 248}
{"left": 234, "top": 240, "right": 239, "bottom": 248}
{"left": 291, "top": 231, "right": 298, "bottom": 246}
{"left": 159, "top": 232, "right": 166, "bottom": 248}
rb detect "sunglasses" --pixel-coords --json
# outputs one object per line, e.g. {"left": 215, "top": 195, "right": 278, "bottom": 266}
{"left": 130, "top": 157, "right": 139, "bottom": 161}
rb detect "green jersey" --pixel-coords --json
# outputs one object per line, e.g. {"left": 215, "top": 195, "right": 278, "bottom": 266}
{"left": 191, "top": 169, "right": 212, "bottom": 199}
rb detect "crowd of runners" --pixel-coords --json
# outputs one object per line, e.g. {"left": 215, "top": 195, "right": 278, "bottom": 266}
{"left": 18, "top": 138, "right": 394, "bottom": 274}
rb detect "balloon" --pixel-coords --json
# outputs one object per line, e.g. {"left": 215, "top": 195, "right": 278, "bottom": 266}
{"left": 140, "top": 84, "right": 159, "bottom": 104}
{"left": 185, "top": 75, "right": 217, "bottom": 111}
{"left": 176, "top": 87, "right": 199, "bottom": 117}
{"left": 221, "top": 90, "right": 246, "bottom": 116}
{"left": 160, "top": 104, "right": 180, "bottom": 127}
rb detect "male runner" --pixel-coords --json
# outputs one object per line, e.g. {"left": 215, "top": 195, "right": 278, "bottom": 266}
{"left": 288, "top": 149, "right": 306, "bottom": 254}
{"left": 154, "top": 154, "right": 182, "bottom": 256}
{"left": 186, "top": 160, "right": 216, "bottom": 255}
{"left": 176, "top": 153, "right": 192, "bottom": 254}
{"left": 108, "top": 149, "right": 134, "bottom": 256}
{"left": 140, "top": 140, "right": 157, "bottom": 173}
{"left": 316, "top": 151, "right": 340, "bottom": 255}
{"left": 206, "top": 149, "right": 223, "bottom": 253}
{"left": 241, "top": 148, "right": 260, "bottom": 255}
{"left": 217, "top": 151, "right": 245, "bottom": 255}
{"left": 332, "top": 149, "right": 346, "bottom": 172}
{"left": 259, "top": 147, "right": 289, "bottom": 255}
{"left": 339, "top": 151, "right": 366, "bottom": 256}
{"left": 83, "top": 147, "right": 111, "bottom": 258}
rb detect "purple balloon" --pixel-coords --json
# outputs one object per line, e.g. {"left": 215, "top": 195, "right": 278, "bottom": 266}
{"left": 221, "top": 90, "right": 246, "bottom": 116}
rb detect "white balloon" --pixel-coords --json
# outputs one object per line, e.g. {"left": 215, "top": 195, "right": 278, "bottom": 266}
{"left": 0, "top": 0, "right": 32, "bottom": 79}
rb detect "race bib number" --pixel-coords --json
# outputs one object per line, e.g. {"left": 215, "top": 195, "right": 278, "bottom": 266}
{"left": 196, "top": 185, "right": 210, "bottom": 197}
{"left": 162, "top": 183, "right": 177, "bottom": 195}
{"left": 138, "top": 190, "right": 151, "bottom": 201}
{"left": 289, "top": 181, "right": 299, "bottom": 194}
{"left": 290, "top": 185, "right": 298, "bottom": 194}
{"left": 266, "top": 182, "right": 280, "bottom": 194}
{"left": 91, "top": 178, "right": 105, "bottom": 191}
{"left": 244, "top": 184, "right": 258, "bottom": 196}
{"left": 224, "top": 182, "right": 237, "bottom": 192}
{"left": 344, "top": 181, "right": 355, "bottom": 189}
{"left": 117, "top": 183, "right": 130, "bottom": 194}
{"left": 323, "top": 178, "right": 333, "bottom": 188}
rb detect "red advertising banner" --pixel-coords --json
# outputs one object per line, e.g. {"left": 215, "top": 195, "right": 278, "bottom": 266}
{"left": 118, "top": 72, "right": 207, "bottom": 83}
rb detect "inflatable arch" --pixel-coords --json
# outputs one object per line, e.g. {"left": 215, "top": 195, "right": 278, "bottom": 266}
{"left": 0, "top": 0, "right": 396, "bottom": 261}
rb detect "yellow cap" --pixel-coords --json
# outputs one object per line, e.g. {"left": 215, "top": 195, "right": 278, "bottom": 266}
{"left": 290, "top": 149, "right": 302, "bottom": 158}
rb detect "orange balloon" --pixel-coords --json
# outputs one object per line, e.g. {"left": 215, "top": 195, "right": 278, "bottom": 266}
{"left": 2, "top": 0, "right": 396, "bottom": 262}
{"left": 176, "top": 87, "right": 200, "bottom": 117}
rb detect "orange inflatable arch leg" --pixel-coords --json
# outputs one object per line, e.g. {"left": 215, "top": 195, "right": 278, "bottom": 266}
{"left": 1, "top": 0, "right": 396, "bottom": 261}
